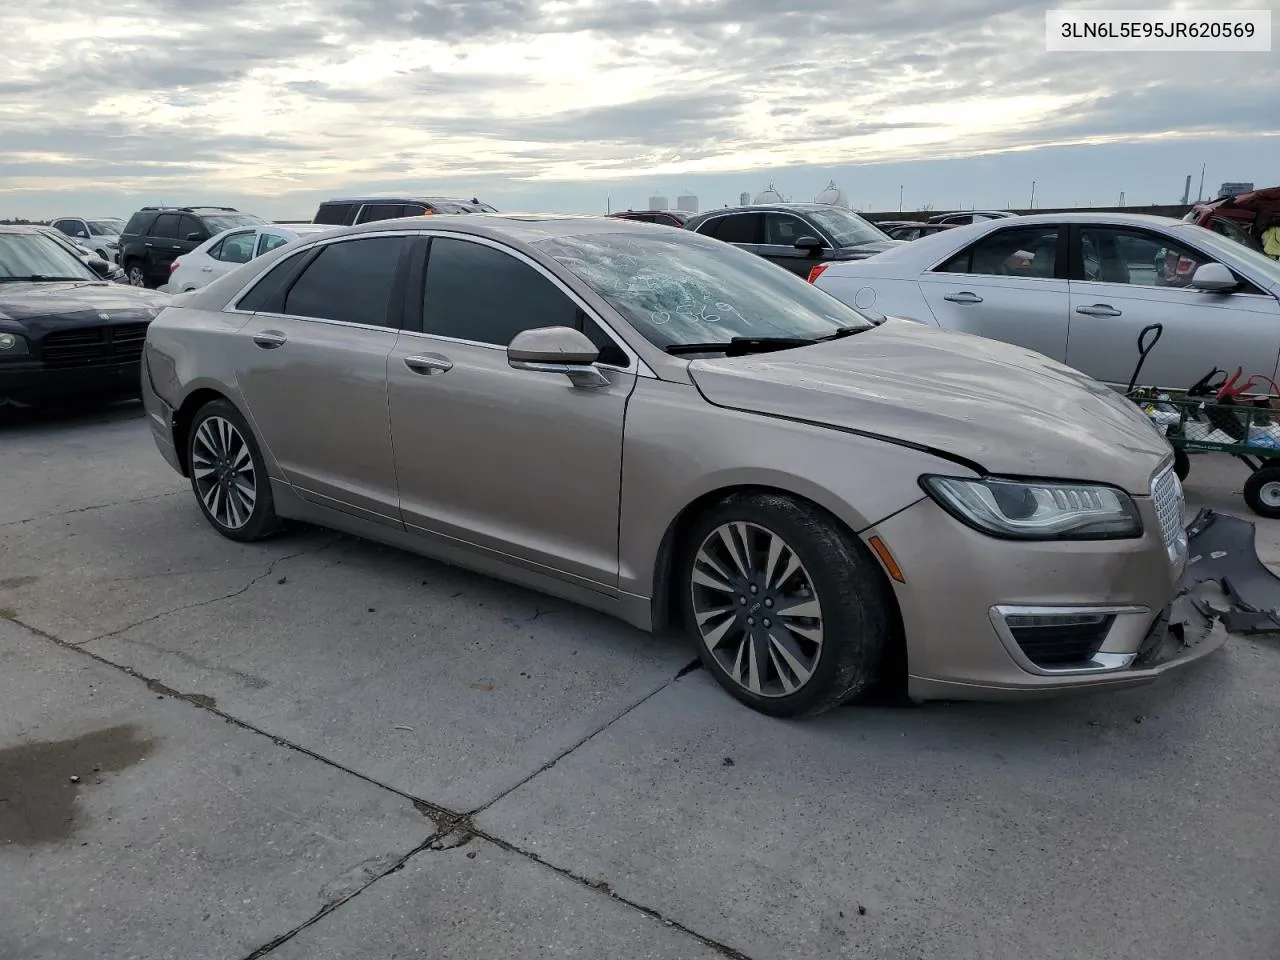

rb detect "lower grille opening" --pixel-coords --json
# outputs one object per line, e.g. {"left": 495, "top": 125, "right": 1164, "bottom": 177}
{"left": 1005, "top": 613, "right": 1115, "bottom": 668}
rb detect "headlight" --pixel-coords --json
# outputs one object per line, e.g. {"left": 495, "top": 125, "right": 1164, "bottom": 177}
{"left": 920, "top": 475, "right": 1142, "bottom": 540}
{"left": 0, "top": 332, "right": 31, "bottom": 357}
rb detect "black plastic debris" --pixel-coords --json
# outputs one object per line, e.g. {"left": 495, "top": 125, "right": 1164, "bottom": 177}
{"left": 1183, "top": 509, "right": 1280, "bottom": 635}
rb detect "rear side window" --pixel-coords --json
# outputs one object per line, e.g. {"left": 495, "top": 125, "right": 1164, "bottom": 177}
{"left": 313, "top": 203, "right": 355, "bottom": 225}
{"left": 704, "top": 213, "right": 761, "bottom": 244}
{"left": 179, "top": 215, "right": 207, "bottom": 241}
{"left": 235, "top": 250, "right": 312, "bottom": 312}
{"left": 356, "top": 203, "right": 405, "bottom": 223}
{"left": 214, "top": 230, "right": 255, "bottom": 264}
{"left": 151, "top": 214, "right": 181, "bottom": 239}
{"left": 283, "top": 236, "right": 407, "bottom": 327}
{"left": 421, "top": 237, "right": 628, "bottom": 365}
{"left": 256, "top": 233, "right": 290, "bottom": 257}
{"left": 122, "top": 212, "right": 154, "bottom": 236}
{"left": 937, "top": 226, "right": 1059, "bottom": 278}
{"left": 403, "top": 203, "right": 429, "bottom": 217}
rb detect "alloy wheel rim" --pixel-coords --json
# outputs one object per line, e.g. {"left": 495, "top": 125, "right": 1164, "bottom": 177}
{"left": 128, "top": 267, "right": 145, "bottom": 287}
{"left": 191, "top": 416, "right": 257, "bottom": 530}
{"left": 690, "top": 521, "right": 824, "bottom": 698}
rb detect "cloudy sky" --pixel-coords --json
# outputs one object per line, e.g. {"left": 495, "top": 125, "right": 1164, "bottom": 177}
{"left": 0, "top": 0, "right": 1276, "bottom": 220}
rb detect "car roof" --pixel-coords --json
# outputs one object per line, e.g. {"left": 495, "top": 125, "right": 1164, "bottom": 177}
{"left": 0, "top": 224, "right": 43, "bottom": 235}
{"left": 320, "top": 196, "right": 482, "bottom": 204}
{"left": 320, "top": 212, "right": 674, "bottom": 244}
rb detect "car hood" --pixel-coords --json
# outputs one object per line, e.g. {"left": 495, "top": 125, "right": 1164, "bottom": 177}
{"left": 686, "top": 319, "right": 1171, "bottom": 494}
{"left": 0, "top": 281, "right": 168, "bottom": 325}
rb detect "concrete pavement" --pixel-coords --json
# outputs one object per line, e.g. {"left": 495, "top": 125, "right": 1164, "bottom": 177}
{"left": 3, "top": 402, "right": 1279, "bottom": 959}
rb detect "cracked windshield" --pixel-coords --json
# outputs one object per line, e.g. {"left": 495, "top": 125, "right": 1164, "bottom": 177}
{"left": 536, "top": 232, "right": 873, "bottom": 348}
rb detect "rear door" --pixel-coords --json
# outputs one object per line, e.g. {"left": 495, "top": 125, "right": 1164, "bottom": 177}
{"left": 916, "top": 223, "right": 1070, "bottom": 361}
{"left": 694, "top": 212, "right": 763, "bottom": 256}
{"left": 145, "top": 213, "right": 184, "bottom": 281}
{"left": 1065, "top": 224, "right": 1280, "bottom": 390}
{"left": 234, "top": 233, "right": 412, "bottom": 525}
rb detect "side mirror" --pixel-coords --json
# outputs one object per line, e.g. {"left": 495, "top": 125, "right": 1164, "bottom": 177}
{"left": 87, "top": 258, "right": 112, "bottom": 278}
{"left": 1190, "top": 262, "right": 1238, "bottom": 292}
{"left": 185, "top": 232, "right": 205, "bottom": 242}
{"left": 794, "top": 235, "right": 824, "bottom": 254}
{"left": 507, "top": 326, "right": 608, "bottom": 388}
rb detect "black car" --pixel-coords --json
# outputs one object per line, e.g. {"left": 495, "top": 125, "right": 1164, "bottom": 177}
{"left": 118, "top": 206, "right": 267, "bottom": 288}
{"left": 926, "top": 210, "right": 1018, "bottom": 225}
{"left": 313, "top": 196, "right": 499, "bottom": 226}
{"left": 0, "top": 226, "right": 169, "bottom": 409}
{"left": 880, "top": 222, "right": 958, "bottom": 241}
{"left": 683, "top": 203, "right": 903, "bottom": 278}
{"left": 606, "top": 209, "right": 689, "bottom": 227}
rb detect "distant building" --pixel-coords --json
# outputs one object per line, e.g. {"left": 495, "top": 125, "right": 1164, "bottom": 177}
{"left": 753, "top": 181, "right": 785, "bottom": 204}
{"left": 676, "top": 193, "right": 698, "bottom": 213}
{"left": 648, "top": 195, "right": 668, "bottom": 210}
{"left": 1218, "top": 182, "right": 1254, "bottom": 198}
{"left": 738, "top": 191, "right": 751, "bottom": 206}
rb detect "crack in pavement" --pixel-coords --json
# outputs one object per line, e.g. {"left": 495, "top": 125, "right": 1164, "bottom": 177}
{"left": 6, "top": 613, "right": 732, "bottom": 958}
{"left": 67, "top": 536, "right": 343, "bottom": 648}
{"left": 0, "top": 490, "right": 186, "bottom": 529}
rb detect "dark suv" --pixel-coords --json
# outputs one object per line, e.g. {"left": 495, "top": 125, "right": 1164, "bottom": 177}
{"left": 606, "top": 209, "right": 688, "bottom": 227}
{"left": 684, "top": 203, "right": 902, "bottom": 278}
{"left": 118, "top": 206, "right": 267, "bottom": 288}
{"left": 313, "top": 196, "right": 498, "bottom": 226}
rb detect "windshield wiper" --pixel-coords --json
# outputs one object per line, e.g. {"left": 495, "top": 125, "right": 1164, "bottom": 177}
{"left": 665, "top": 327, "right": 869, "bottom": 356}
{"left": 0, "top": 275, "right": 87, "bottom": 282}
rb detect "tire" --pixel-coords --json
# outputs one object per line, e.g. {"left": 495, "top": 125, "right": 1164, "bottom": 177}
{"left": 678, "top": 491, "right": 893, "bottom": 718}
{"left": 1173, "top": 449, "right": 1190, "bottom": 482}
{"left": 125, "top": 261, "right": 148, "bottom": 288}
{"left": 186, "top": 399, "right": 281, "bottom": 542}
{"left": 1243, "top": 465, "right": 1280, "bottom": 520}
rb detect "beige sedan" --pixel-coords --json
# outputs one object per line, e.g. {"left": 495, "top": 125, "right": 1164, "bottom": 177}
{"left": 140, "top": 214, "right": 1219, "bottom": 717}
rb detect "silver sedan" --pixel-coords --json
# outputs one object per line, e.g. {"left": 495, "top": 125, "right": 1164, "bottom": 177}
{"left": 813, "top": 212, "right": 1280, "bottom": 391}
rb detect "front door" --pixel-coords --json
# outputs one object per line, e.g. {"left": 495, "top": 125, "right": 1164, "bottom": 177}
{"left": 917, "top": 223, "right": 1070, "bottom": 361}
{"left": 1065, "top": 224, "right": 1280, "bottom": 390}
{"left": 234, "top": 234, "right": 411, "bottom": 525}
{"left": 759, "top": 212, "right": 826, "bottom": 276}
{"left": 387, "top": 234, "right": 636, "bottom": 589}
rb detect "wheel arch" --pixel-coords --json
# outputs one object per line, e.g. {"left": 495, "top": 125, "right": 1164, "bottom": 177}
{"left": 172, "top": 387, "right": 239, "bottom": 476}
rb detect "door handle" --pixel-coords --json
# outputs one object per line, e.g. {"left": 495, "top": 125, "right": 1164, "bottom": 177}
{"left": 144, "top": 242, "right": 154, "bottom": 248}
{"left": 1076, "top": 304, "right": 1122, "bottom": 317}
{"left": 252, "top": 331, "right": 287, "bottom": 348}
{"left": 404, "top": 354, "right": 452, "bottom": 375}
{"left": 943, "top": 292, "right": 983, "bottom": 303}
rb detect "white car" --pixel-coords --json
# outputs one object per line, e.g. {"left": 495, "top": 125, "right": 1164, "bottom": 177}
{"left": 50, "top": 217, "right": 125, "bottom": 262}
{"left": 812, "top": 212, "right": 1280, "bottom": 391}
{"left": 164, "top": 223, "right": 334, "bottom": 293}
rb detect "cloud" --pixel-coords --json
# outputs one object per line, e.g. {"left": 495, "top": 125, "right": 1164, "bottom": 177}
{"left": 0, "top": 0, "right": 1274, "bottom": 217}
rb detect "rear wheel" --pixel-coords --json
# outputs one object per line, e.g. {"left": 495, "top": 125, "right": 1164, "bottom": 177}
{"left": 1243, "top": 465, "right": 1280, "bottom": 519}
{"left": 125, "top": 262, "right": 147, "bottom": 287}
{"left": 186, "top": 399, "right": 281, "bottom": 541}
{"left": 679, "top": 492, "right": 893, "bottom": 717}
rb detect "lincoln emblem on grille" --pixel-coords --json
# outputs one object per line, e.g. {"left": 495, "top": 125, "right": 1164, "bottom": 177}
{"left": 98, "top": 312, "right": 110, "bottom": 320}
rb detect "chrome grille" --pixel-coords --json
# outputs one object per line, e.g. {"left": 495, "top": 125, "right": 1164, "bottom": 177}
{"left": 1152, "top": 465, "right": 1187, "bottom": 563}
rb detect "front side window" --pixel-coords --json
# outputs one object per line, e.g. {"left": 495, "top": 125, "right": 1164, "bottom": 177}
{"left": 283, "top": 236, "right": 406, "bottom": 327}
{"left": 89, "top": 220, "right": 123, "bottom": 235}
{"left": 535, "top": 231, "right": 873, "bottom": 350}
{"left": 937, "top": 226, "right": 1059, "bottom": 278}
{"left": 1181, "top": 225, "right": 1280, "bottom": 286}
{"left": 214, "top": 231, "right": 255, "bottom": 264}
{"left": 763, "top": 213, "right": 813, "bottom": 246}
{"left": 202, "top": 213, "right": 267, "bottom": 233}
{"left": 179, "top": 215, "right": 207, "bottom": 242}
{"left": 420, "top": 237, "right": 628, "bottom": 366}
{"left": 0, "top": 233, "right": 96, "bottom": 280}
{"left": 1078, "top": 227, "right": 1207, "bottom": 288}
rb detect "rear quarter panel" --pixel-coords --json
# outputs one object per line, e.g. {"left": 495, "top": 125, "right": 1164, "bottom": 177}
{"left": 816, "top": 273, "right": 939, "bottom": 326}
{"left": 144, "top": 304, "right": 255, "bottom": 430}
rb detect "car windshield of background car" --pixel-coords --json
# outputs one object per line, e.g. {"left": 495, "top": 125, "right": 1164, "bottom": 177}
{"left": 89, "top": 220, "right": 122, "bottom": 235}
{"left": 535, "top": 232, "right": 875, "bottom": 349}
{"left": 203, "top": 214, "right": 268, "bottom": 232}
{"left": 806, "top": 208, "right": 889, "bottom": 246}
{"left": 1183, "top": 226, "right": 1280, "bottom": 285}
{"left": 0, "top": 234, "right": 97, "bottom": 280}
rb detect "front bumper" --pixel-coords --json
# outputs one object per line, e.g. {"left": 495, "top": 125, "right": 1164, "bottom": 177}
{"left": 0, "top": 359, "right": 143, "bottom": 405}
{"left": 863, "top": 494, "right": 1223, "bottom": 701}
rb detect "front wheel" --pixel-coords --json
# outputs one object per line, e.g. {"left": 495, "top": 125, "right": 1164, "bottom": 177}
{"left": 186, "top": 399, "right": 281, "bottom": 541}
{"left": 1243, "top": 464, "right": 1280, "bottom": 519}
{"left": 679, "top": 492, "right": 893, "bottom": 717}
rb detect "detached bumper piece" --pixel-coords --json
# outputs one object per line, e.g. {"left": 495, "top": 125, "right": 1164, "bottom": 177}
{"left": 1181, "top": 508, "right": 1280, "bottom": 635}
